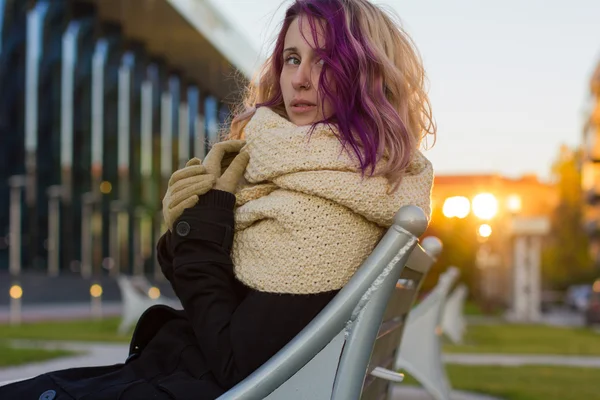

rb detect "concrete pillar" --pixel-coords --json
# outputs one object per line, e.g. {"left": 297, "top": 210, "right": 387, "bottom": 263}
{"left": 508, "top": 217, "right": 549, "bottom": 322}
{"left": 47, "top": 185, "right": 62, "bottom": 277}
{"left": 528, "top": 236, "right": 542, "bottom": 321}
{"left": 8, "top": 175, "right": 27, "bottom": 277}
{"left": 81, "top": 192, "right": 97, "bottom": 279}
{"left": 108, "top": 200, "right": 125, "bottom": 277}
{"left": 512, "top": 236, "right": 529, "bottom": 321}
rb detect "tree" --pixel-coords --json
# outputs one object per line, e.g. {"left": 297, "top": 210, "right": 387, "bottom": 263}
{"left": 422, "top": 208, "right": 478, "bottom": 296}
{"left": 542, "top": 145, "right": 594, "bottom": 289}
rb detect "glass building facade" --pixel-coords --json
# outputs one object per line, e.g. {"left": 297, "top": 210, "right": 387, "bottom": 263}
{"left": 0, "top": 0, "right": 232, "bottom": 276}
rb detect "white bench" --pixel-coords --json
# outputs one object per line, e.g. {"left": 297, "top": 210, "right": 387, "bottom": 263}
{"left": 442, "top": 283, "right": 468, "bottom": 344}
{"left": 117, "top": 275, "right": 181, "bottom": 335}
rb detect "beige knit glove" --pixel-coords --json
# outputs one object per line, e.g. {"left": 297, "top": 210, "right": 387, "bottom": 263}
{"left": 203, "top": 140, "right": 250, "bottom": 194}
{"left": 162, "top": 158, "right": 216, "bottom": 231}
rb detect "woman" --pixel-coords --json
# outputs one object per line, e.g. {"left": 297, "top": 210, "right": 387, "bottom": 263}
{"left": 1, "top": 0, "right": 435, "bottom": 398}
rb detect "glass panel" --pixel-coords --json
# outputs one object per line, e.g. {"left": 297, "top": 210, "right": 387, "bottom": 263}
{"left": 169, "top": 74, "right": 180, "bottom": 172}
{"left": 25, "top": 0, "right": 65, "bottom": 270}
{"left": 205, "top": 95, "right": 218, "bottom": 144}
{"left": 70, "top": 12, "right": 95, "bottom": 270}
{"left": 0, "top": 0, "right": 27, "bottom": 271}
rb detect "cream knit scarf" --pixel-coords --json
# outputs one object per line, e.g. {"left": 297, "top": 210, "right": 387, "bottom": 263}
{"left": 232, "top": 107, "right": 433, "bottom": 294}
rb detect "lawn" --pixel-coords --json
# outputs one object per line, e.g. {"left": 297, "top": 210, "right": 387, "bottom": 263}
{"left": 0, "top": 318, "right": 131, "bottom": 343}
{"left": 0, "top": 341, "right": 77, "bottom": 368}
{"left": 443, "top": 323, "right": 600, "bottom": 356}
{"left": 403, "top": 365, "right": 600, "bottom": 400}
{"left": 0, "top": 318, "right": 129, "bottom": 367}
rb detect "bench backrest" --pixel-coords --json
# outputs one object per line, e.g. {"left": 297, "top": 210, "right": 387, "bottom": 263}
{"left": 218, "top": 205, "right": 437, "bottom": 400}
{"left": 359, "top": 237, "right": 441, "bottom": 400}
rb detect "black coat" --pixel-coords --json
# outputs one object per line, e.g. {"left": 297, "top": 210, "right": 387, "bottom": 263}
{"left": 1, "top": 190, "right": 337, "bottom": 399}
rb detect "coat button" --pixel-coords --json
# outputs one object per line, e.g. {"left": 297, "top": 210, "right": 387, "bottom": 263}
{"left": 39, "top": 390, "right": 56, "bottom": 400}
{"left": 176, "top": 221, "right": 191, "bottom": 237}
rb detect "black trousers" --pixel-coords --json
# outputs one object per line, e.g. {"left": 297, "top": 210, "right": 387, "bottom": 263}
{"left": 0, "top": 363, "right": 226, "bottom": 400}
{"left": 0, "top": 318, "right": 227, "bottom": 400}
{"left": 0, "top": 363, "right": 171, "bottom": 400}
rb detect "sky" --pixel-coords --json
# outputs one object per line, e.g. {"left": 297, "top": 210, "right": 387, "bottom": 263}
{"left": 209, "top": 0, "right": 600, "bottom": 181}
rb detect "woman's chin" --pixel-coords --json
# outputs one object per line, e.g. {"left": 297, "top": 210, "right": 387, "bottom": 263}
{"left": 288, "top": 114, "right": 317, "bottom": 127}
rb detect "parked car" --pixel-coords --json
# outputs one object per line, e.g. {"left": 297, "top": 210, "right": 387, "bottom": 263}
{"left": 585, "top": 280, "right": 600, "bottom": 326}
{"left": 565, "top": 284, "right": 592, "bottom": 312}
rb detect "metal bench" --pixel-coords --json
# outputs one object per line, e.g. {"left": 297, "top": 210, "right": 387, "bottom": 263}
{"left": 218, "top": 205, "right": 441, "bottom": 400}
{"left": 394, "top": 266, "right": 461, "bottom": 400}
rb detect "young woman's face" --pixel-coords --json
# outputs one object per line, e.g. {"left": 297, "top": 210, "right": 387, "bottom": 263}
{"left": 279, "top": 17, "right": 333, "bottom": 126}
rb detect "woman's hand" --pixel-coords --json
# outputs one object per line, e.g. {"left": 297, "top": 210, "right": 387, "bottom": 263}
{"left": 162, "top": 158, "right": 215, "bottom": 231}
{"left": 162, "top": 140, "right": 249, "bottom": 230}
{"left": 203, "top": 140, "right": 250, "bottom": 194}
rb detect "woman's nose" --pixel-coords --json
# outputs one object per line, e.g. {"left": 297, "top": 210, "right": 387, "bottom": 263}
{"left": 291, "top": 64, "right": 312, "bottom": 91}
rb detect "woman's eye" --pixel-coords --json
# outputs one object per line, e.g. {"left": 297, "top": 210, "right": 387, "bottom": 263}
{"left": 285, "top": 56, "right": 300, "bottom": 65}
{"left": 316, "top": 58, "right": 325, "bottom": 66}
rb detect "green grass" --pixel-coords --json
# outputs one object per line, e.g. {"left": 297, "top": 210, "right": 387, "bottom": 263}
{"left": 463, "top": 301, "right": 503, "bottom": 316}
{"left": 463, "top": 301, "right": 485, "bottom": 316}
{"left": 402, "top": 365, "right": 600, "bottom": 400}
{"left": 0, "top": 342, "right": 78, "bottom": 367}
{"left": 443, "top": 323, "right": 600, "bottom": 356}
{"left": 0, "top": 318, "right": 131, "bottom": 343}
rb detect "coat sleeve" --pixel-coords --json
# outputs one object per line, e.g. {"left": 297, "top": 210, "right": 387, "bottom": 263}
{"left": 161, "top": 190, "right": 337, "bottom": 389}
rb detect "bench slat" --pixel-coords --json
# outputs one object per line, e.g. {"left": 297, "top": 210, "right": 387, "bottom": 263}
{"left": 382, "top": 268, "right": 423, "bottom": 321}
{"left": 360, "top": 264, "right": 427, "bottom": 399}
{"left": 366, "top": 319, "right": 405, "bottom": 376}
{"left": 376, "top": 317, "right": 404, "bottom": 339}
{"left": 361, "top": 368, "right": 393, "bottom": 400}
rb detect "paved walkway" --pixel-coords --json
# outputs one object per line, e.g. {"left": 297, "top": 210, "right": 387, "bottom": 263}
{"left": 390, "top": 385, "right": 502, "bottom": 400}
{"left": 0, "top": 341, "right": 129, "bottom": 383}
{"left": 0, "top": 302, "right": 123, "bottom": 324}
{"left": 444, "top": 353, "right": 600, "bottom": 368}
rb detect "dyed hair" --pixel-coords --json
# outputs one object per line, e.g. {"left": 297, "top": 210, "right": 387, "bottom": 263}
{"left": 228, "top": 0, "right": 436, "bottom": 190}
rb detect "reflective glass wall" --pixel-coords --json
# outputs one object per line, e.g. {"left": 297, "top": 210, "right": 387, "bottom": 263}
{"left": 0, "top": 0, "right": 231, "bottom": 276}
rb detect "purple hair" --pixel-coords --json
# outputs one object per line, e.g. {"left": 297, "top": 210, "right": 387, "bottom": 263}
{"left": 256, "top": 0, "right": 416, "bottom": 181}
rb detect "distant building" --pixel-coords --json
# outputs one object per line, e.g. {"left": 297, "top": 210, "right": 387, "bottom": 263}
{"left": 0, "top": 0, "right": 258, "bottom": 275}
{"left": 428, "top": 173, "right": 557, "bottom": 308}
{"left": 431, "top": 173, "right": 557, "bottom": 221}
{"left": 582, "top": 61, "right": 600, "bottom": 265}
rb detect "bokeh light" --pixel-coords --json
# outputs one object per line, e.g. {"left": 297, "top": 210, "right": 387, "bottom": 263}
{"left": 472, "top": 193, "right": 498, "bottom": 220}
{"left": 9, "top": 285, "right": 23, "bottom": 299}
{"left": 507, "top": 194, "right": 522, "bottom": 214}
{"left": 90, "top": 284, "right": 103, "bottom": 298}
{"left": 442, "top": 196, "right": 471, "bottom": 219}
{"left": 100, "top": 181, "right": 112, "bottom": 194}
{"left": 478, "top": 224, "right": 493, "bottom": 238}
{"left": 148, "top": 287, "right": 161, "bottom": 300}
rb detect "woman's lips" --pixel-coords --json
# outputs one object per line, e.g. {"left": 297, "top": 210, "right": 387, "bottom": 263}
{"left": 291, "top": 104, "right": 316, "bottom": 113}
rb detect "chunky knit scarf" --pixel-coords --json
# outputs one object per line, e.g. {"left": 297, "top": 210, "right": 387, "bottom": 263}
{"left": 232, "top": 107, "right": 433, "bottom": 294}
